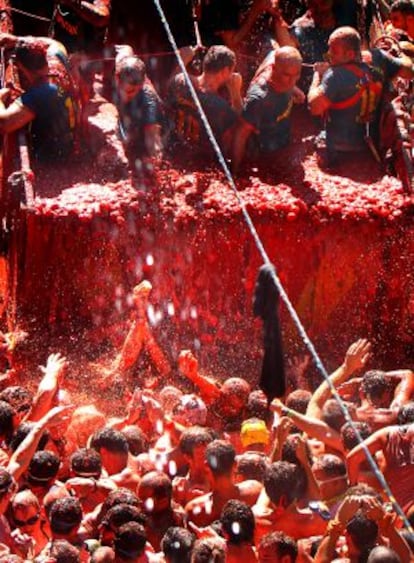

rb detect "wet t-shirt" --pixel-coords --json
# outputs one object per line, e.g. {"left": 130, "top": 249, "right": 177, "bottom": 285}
{"left": 167, "top": 73, "right": 238, "bottom": 150}
{"left": 322, "top": 48, "right": 403, "bottom": 151}
{"left": 20, "top": 81, "right": 76, "bottom": 162}
{"left": 242, "top": 79, "right": 294, "bottom": 152}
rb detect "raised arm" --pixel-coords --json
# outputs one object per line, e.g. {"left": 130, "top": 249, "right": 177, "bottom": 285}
{"left": 346, "top": 426, "right": 388, "bottom": 485}
{"left": 28, "top": 353, "right": 66, "bottom": 422}
{"left": 178, "top": 350, "right": 221, "bottom": 404}
{"left": 307, "top": 338, "right": 371, "bottom": 420}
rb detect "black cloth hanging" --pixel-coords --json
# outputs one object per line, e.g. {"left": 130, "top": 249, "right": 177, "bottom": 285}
{"left": 253, "top": 263, "right": 286, "bottom": 401}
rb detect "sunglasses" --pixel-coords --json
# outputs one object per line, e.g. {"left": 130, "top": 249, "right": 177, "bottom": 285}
{"left": 14, "top": 513, "right": 40, "bottom": 527}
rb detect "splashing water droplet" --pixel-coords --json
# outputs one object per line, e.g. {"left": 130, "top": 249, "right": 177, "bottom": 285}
{"left": 167, "top": 302, "right": 175, "bottom": 316}
{"left": 231, "top": 522, "right": 241, "bottom": 535}
{"left": 190, "top": 306, "right": 197, "bottom": 319}
{"left": 169, "top": 460, "right": 177, "bottom": 476}
{"left": 145, "top": 497, "right": 154, "bottom": 512}
{"left": 146, "top": 254, "right": 154, "bottom": 266}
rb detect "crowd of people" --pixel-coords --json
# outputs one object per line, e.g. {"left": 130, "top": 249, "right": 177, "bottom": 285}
{"left": 0, "top": 0, "right": 413, "bottom": 562}
{"left": 1, "top": 0, "right": 414, "bottom": 176}
{"left": 0, "top": 280, "right": 410, "bottom": 562}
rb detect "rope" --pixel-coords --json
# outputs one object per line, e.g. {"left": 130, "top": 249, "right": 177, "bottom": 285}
{"left": 152, "top": 0, "right": 413, "bottom": 533}
{"left": 7, "top": 6, "right": 52, "bottom": 23}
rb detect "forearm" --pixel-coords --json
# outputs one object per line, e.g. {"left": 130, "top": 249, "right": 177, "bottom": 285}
{"left": 307, "top": 363, "right": 349, "bottom": 419}
{"left": 8, "top": 420, "right": 46, "bottom": 481}
{"left": 282, "top": 407, "right": 342, "bottom": 452}
{"left": 314, "top": 522, "right": 342, "bottom": 563}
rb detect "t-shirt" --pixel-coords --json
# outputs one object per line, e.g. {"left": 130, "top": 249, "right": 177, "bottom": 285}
{"left": 116, "top": 83, "right": 164, "bottom": 156}
{"left": 20, "top": 80, "right": 76, "bottom": 162}
{"left": 321, "top": 48, "right": 403, "bottom": 151}
{"left": 167, "top": 73, "right": 238, "bottom": 151}
{"left": 53, "top": 0, "right": 110, "bottom": 53}
{"left": 242, "top": 79, "right": 294, "bottom": 152}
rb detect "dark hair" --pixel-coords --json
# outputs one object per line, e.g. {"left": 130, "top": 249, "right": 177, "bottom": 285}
{"left": 98, "top": 488, "right": 140, "bottom": 526}
{"left": 90, "top": 428, "right": 129, "bottom": 456}
{"left": 340, "top": 421, "right": 372, "bottom": 451}
{"left": 102, "top": 503, "right": 146, "bottom": 530}
{"left": 285, "top": 390, "right": 312, "bottom": 414}
{"left": 139, "top": 471, "right": 172, "bottom": 501}
{"left": 220, "top": 500, "right": 255, "bottom": 545}
{"left": 397, "top": 402, "right": 414, "bottom": 425}
{"left": 179, "top": 426, "right": 216, "bottom": 457}
{"left": 322, "top": 399, "right": 346, "bottom": 432}
{"left": 0, "top": 468, "right": 14, "bottom": 494}
{"left": 116, "top": 56, "right": 146, "bottom": 85}
{"left": 236, "top": 452, "right": 269, "bottom": 482}
{"left": 203, "top": 45, "right": 236, "bottom": 74}
{"left": 313, "top": 454, "right": 347, "bottom": 478}
{"left": 345, "top": 484, "right": 381, "bottom": 501}
{"left": 205, "top": 440, "right": 235, "bottom": 477}
{"left": 391, "top": 0, "right": 414, "bottom": 16}
{"left": 191, "top": 538, "right": 226, "bottom": 563}
{"left": 258, "top": 531, "right": 298, "bottom": 562}
{"left": 361, "top": 371, "right": 394, "bottom": 406}
{"left": 0, "top": 400, "right": 15, "bottom": 444}
{"left": 161, "top": 526, "right": 195, "bottom": 563}
{"left": 49, "top": 539, "right": 80, "bottom": 563}
{"left": 329, "top": 26, "right": 361, "bottom": 53}
{"left": 28, "top": 450, "right": 60, "bottom": 485}
{"left": 114, "top": 522, "right": 147, "bottom": 560}
{"left": 14, "top": 40, "right": 48, "bottom": 72}
{"left": 0, "top": 386, "right": 32, "bottom": 414}
{"left": 264, "top": 461, "right": 301, "bottom": 507}
{"left": 346, "top": 511, "right": 378, "bottom": 551}
{"left": 120, "top": 426, "right": 148, "bottom": 457}
{"left": 49, "top": 497, "right": 82, "bottom": 535}
{"left": 9, "top": 422, "right": 49, "bottom": 452}
{"left": 246, "top": 390, "right": 272, "bottom": 424}
{"left": 70, "top": 448, "right": 102, "bottom": 478}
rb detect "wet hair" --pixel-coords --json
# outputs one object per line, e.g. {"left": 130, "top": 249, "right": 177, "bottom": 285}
{"left": 220, "top": 500, "right": 255, "bottom": 545}
{"left": 49, "top": 497, "right": 82, "bottom": 535}
{"left": 179, "top": 426, "right": 216, "bottom": 457}
{"left": 322, "top": 399, "right": 346, "bottom": 431}
{"left": 114, "top": 522, "right": 147, "bottom": 560}
{"left": 345, "top": 483, "right": 381, "bottom": 501}
{"left": 258, "top": 531, "right": 298, "bottom": 562}
{"left": 98, "top": 488, "right": 140, "bottom": 526}
{"left": 236, "top": 452, "right": 269, "bottom": 482}
{"left": 361, "top": 370, "right": 394, "bottom": 406}
{"left": 139, "top": 471, "right": 172, "bottom": 502}
{"left": 0, "top": 468, "right": 14, "bottom": 494}
{"left": 264, "top": 461, "right": 301, "bottom": 507}
{"left": 340, "top": 421, "right": 372, "bottom": 451}
{"left": 205, "top": 440, "right": 235, "bottom": 477}
{"left": 161, "top": 526, "right": 195, "bottom": 563}
{"left": 120, "top": 426, "right": 148, "bottom": 456}
{"left": 70, "top": 448, "right": 102, "bottom": 478}
{"left": 397, "top": 402, "right": 414, "bottom": 425}
{"left": 116, "top": 56, "right": 146, "bottom": 85}
{"left": 329, "top": 26, "right": 361, "bottom": 53}
{"left": 28, "top": 450, "right": 60, "bottom": 485}
{"left": 14, "top": 40, "right": 48, "bottom": 72}
{"left": 191, "top": 538, "right": 226, "bottom": 563}
{"left": 313, "top": 454, "right": 347, "bottom": 478}
{"left": 49, "top": 539, "right": 80, "bottom": 563}
{"left": 366, "top": 546, "right": 401, "bottom": 563}
{"left": 0, "top": 401, "right": 15, "bottom": 443}
{"left": 11, "top": 489, "right": 40, "bottom": 515}
{"left": 346, "top": 511, "right": 378, "bottom": 551}
{"left": 9, "top": 422, "right": 49, "bottom": 452}
{"left": 285, "top": 390, "right": 312, "bottom": 414}
{"left": 102, "top": 503, "right": 146, "bottom": 530}
{"left": 246, "top": 390, "right": 272, "bottom": 424}
{"left": 90, "top": 428, "right": 129, "bottom": 456}
{"left": 0, "top": 386, "right": 32, "bottom": 415}
{"left": 391, "top": 0, "right": 414, "bottom": 16}
{"left": 281, "top": 434, "right": 312, "bottom": 465}
{"left": 203, "top": 45, "right": 236, "bottom": 74}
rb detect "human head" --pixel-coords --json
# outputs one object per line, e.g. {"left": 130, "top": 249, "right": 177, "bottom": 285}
{"left": 11, "top": 489, "right": 41, "bottom": 532}
{"left": 90, "top": 427, "right": 129, "bottom": 474}
{"left": 161, "top": 526, "right": 195, "bottom": 563}
{"left": 0, "top": 400, "right": 14, "bottom": 444}
{"left": 346, "top": 511, "right": 378, "bottom": 555}
{"left": 361, "top": 370, "right": 394, "bottom": 408}
{"left": 116, "top": 56, "right": 146, "bottom": 103}
{"left": 397, "top": 402, "right": 414, "bottom": 425}
{"left": 14, "top": 39, "right": 48, "bottom": 79}
{"left": 340, "top": 421, "right": 372, "bottom": 452}
{"left": 220, "top": 500, "right": 255, "bottom": 545}
{"left": 98, "top": 488, "right": 140, "bottom": 527}
{"left": 205, "top": 440, "right": 236, "bottom": 478}
{"left": 28, "top": 450, "right": 60, "bottom": 488}
{"left": 120, "top": 426, "right": 148, "bottom": 457}
{"left": 219, "top": 378, "right": 250, "bottom": 419}
{"left": 285, "top": 390, "right": 312, "bottom": 414}
{"left": 9, "top": 421, "right": 49, "bottom": 452}
{"left": 246, "top": 390, "right": 272, "bottom": 424}
{"left": 179, "top": 426, "right": 216, "bottom": 470}
{"left": 258, "top": 531, "right": 298, "bottom": 562}
{"left": 158, "top": 385, "right": 183, "bottom": 415}
{"left": 172, "top": 394, "right": 207, "bottom": 426}
{"left": 240, "top": 418, "right": 270, "bottom": 450}
{"left": 49, "top": 539, "right": 80, "bottom": 563}
{"left": 271, "top": 47, "right": 302, "bottom": 92}
{"left": 312, "top": 454, "right": 348, "bottom": 499}
{"left": 390, "top": 0, "right": 414, "bottom": 32}
{"left": 70, "top": 448, "right": 102, "bottom": 479}
{"left": 0, "top": 386, "right": 32, "bottom": 426}
{"left": 366, "top": 546, "right": 401, "bottom": 562}
{"left": 264, "top": 462, "right": 301, "bottom": 510}
{"left": 67, "top": 405, "right": 105, "bottom": 448}
{"left": 137, "top": 471, "right": 172, "bottom": 514}
{"left": 0, "top": 468, "right": 17, "bottom": 513}
{"left": 235, "top": 452, "right": 269, "bottom": 482}
{"left": 48, "top": 497, "right": 83, "bottom": 537}
{"left": 328, "top": 26, "right": 361, "bottom": 65}
{"left": 191, "top": 538, "right": 226, "bottom": 563}
{"left": 203, "top": 45, "right": 236, "bottom": 76}
{"left": 99, "top": 503, "right": 146, "bottom": 547}
{"left": 114, "top": 522, "right": 147, "bottom": 561}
